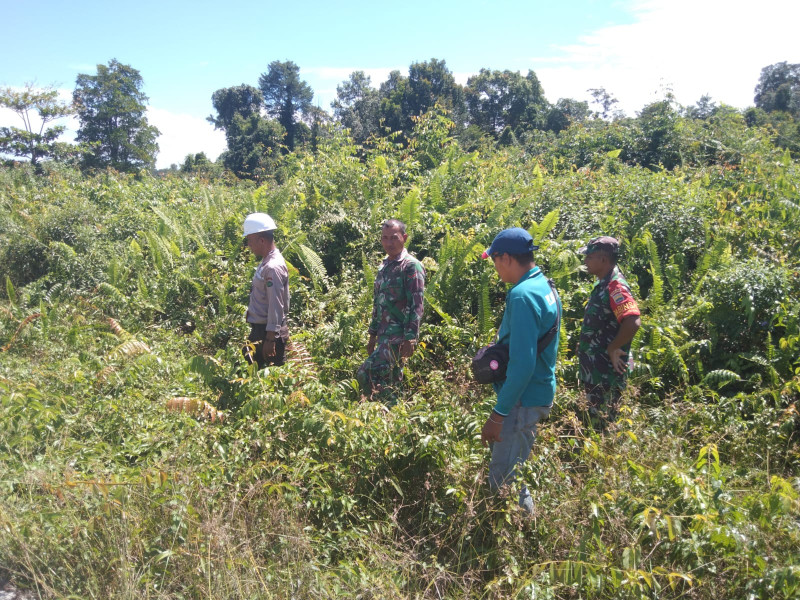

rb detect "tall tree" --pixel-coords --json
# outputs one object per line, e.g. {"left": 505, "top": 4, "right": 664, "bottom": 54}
{"left": 378, "top": 70, "right": 410, "bottom": 134}
{"left": 406, "top": 59, "right": 465, "bottom": 124}
{"left": 754, "top": 61, "right": 800, "bottom": 118}
{"left": 0, "top": 83, "right": 74, "bottom": 167}
{"left": 465, "top": 69, "right": 548, "bottom": 139}
{"left": 378, "top": 59, "right": 465, "bottom": 138}
{"left": 73, "top": 59, "right": 159, "bottom": 171}
{"left": 219, "top": 113, "right": 284, "bottom": 180}
{"left": 332, "top": 71, "right": 380, "bottom": 144}
{"left": 258, "top": 61, "right": 314, "bottom": 151}
{"left": 208, "top": 84, "right": 263, "bottom": 131}
{"left": 546, "top": 98, "right": 590, "bottom": 132}
{"left": 588, "top": 87, "right": 623, "bottom": 120}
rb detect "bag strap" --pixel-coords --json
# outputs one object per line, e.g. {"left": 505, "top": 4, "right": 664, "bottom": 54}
{"left": 536, "top": 278, "right": 561, "bottom": 355}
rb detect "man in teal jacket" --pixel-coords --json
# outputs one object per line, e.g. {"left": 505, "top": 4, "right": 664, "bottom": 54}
{"left": 480, "top": 227, "right": 560, "bottom": 514}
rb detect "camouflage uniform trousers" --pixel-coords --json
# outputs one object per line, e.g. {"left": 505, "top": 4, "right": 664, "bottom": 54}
{"left": 582, "top": 382, "right": 623, "bottom": 432}
{"left": 356, "top": 339, "right": 405, "bottom": 405}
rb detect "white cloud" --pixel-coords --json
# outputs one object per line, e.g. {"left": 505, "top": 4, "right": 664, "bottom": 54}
{"left": 146, "top": 107, "right": 226, "bottom": 169}
{"left": 533, "top": 0, "right": 800, "bottom": 115}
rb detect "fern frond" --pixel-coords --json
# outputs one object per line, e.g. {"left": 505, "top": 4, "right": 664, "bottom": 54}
{"left": 703, "top": 369, "right": 741, "bottom": 387}
{"left": 106, "top": 317, "right": 130, "bottom": 339}
{"left": 95, "top": 365, "right": 118, "bottom": 386}
{"left": 108, "top": 339, "right": 151, "bottom": 361}
{"left": 531, "top": 209, "right": 560, "bottom": 246}
{"left": 477, "top": 269, "right": 492, "bottom": 338}
{"left": 361, "top": 252, "right": 375, "bottom": 290}
{"left": 296, "top": 244, "right": 328, "bottom": 290}
{"left": 692, "top": 238, "right": 730, "bottom": 295}
{"left": 663, "top": 334, "right": 689, "bottom": 382}
{"left": 0, "top": 313, "right": 41, "bottom": 353}
{"left": 428, "top": 176, "right": 444, "bottom": 211}
{"left": 425, "top": 295, "right": 454, "bottom": 326}
{"left": 165, "top": 397, "right": 225, "bottom": 423}
{"left": 643, "top": 231, "right": 664, "bottom": 311}
{"left": 151, "top": 206, "right": 181, "bottom": 240}
{"left": 398, "top": 187, "right": 422, "bottom": 238}
{"left": 51, "top": 240, "right": 78, "bottom": 260}
{"left": 97, "top": 282, "right": 128, "bottom": 306}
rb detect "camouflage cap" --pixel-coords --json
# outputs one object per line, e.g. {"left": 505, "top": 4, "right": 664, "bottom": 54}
{"left": 578, "top": 236, "right": 620, "bottom": 255}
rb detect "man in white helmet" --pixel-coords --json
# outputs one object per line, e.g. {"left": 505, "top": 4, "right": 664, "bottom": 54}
{"left": 242, "top": 213, "right": 290, "bottom": 369}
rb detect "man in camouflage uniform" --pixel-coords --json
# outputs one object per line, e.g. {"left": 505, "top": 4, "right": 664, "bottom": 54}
{"left": 357, "top": 219, "right": 425, "bottom": 404}
{"left": 578, "top": 236, "right": 641, "bottom": 430}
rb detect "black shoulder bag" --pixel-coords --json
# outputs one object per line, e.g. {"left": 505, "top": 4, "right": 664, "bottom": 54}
{"left": 471, "top": 279, "right": 560, "bottom": 384}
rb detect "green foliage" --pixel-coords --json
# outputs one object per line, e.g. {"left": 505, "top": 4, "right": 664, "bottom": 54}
{"left": 1, "top": 104, "right": 799, "bottom": 599}
{"left": 73, "top": 59, "right": 160, "bottom": 171}
{"left": 0, "top": 83, "right": 75, "bottom": 167}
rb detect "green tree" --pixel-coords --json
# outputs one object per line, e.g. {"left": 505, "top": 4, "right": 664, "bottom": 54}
{"left": 258, "top": 60, "right": 314, "bottom": 151}
{"left": 465, "top": 69, "right": 549, "bottom": 138}
{"left": 73, "top": 59, "right": 160, "bottom": 171}
{"left": 406, "top": 58, "right": 465, "bottom": 125}
{"left": 633, "top": 94, "right": 685, "bottom": 170}
{"left": 0, "top": 83, "right": 74, "bottom": 167}
{"left": 379, "top": 59, "right": 466, "bottom": 138}
{"left": 180, "top": 152, "right": 214, "bottom": 174}
{"left": 588, "top": 87, "right": 623, "bottom": 120}
{"left": 219, "top": 113, "right": 284, "bottom": 180}
{"left": 332, "top": 71, "right": 380, "bottom": 144}
{"left": 686, "top": 94, "right": 718, "bottom": 120}
{"left": 545, "top": 97, "right": 590, "bottom": 133}
{"left": 754, "top": 61, "right": 800, "bottom": 117}
{"left": 208, "top": 84, "right": 263, "bottom": 132}
{"left": 378, "top": 70, "right": 410, "bottom": 134}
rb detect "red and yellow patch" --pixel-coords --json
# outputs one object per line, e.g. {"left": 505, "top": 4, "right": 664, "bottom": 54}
{"left": 608, "top": 280, "right": 640, "bottom": 322}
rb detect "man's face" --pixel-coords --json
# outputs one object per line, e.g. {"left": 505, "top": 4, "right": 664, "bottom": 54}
{"left": 381, "top": 225, "right": 407, "bottom": 258}
{"left": 583, "top": 251, "right": 607, "bottom": 277}
{"left": 491, "top": 253, "right": 514, "bottom": 283}
{"left": 246, "top": 233, "right": 266, "bottom": 258}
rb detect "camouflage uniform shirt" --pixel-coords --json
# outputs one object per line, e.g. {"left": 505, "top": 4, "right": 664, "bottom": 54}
{"left": 368, "top": 248, "right": 425, "bottom": 343}
{"left": 579, "top": 265, "right": 640, "bottom": 389}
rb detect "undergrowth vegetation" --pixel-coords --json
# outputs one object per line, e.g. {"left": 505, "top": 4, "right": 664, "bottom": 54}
{"left": 1, "top": 113, "right": 799, "bottom": 599}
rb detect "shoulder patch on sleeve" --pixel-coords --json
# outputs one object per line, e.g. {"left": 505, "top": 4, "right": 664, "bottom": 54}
{"left": 608, "top": 279, "right": 640, "bottom": 322}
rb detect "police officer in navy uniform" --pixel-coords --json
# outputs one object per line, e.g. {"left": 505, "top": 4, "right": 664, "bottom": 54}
{"left": 242, "top": 213, "right": 290, "bottom": 369}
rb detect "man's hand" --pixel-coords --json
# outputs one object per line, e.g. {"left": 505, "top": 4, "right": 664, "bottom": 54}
{"left": 366, "top": 334, "right": 377, "bottom": 355}
{"left": 607, "top": 347, "right": 628, "bottom": 374}
{"left": 400, "top": 339, "right": 416, "bottom": 359}
{"left": 263, "top": 331, "right": 277, "bottom": 358}
{"left": 481, "top": 414, "right": 504, "bottom": 447}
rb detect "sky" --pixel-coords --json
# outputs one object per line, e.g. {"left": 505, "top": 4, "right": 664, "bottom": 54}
{"left": 2, "top": 0, "right": 799, "bottom": 169}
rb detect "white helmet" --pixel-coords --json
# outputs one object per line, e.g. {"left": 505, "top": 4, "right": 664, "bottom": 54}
{"left": 243, "top": 213, "right": 277, "bottom": 236}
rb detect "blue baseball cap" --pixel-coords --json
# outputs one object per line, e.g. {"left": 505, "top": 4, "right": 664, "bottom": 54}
{"left": 481, "top": 227, "right": 539, "bottom": 259}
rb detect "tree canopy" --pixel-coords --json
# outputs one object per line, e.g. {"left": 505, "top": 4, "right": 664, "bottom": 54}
{"left": 754, "top": 61, "right": 800, "bottom": 117}
{"left": 258, "top": 60, "right": 314, "bottom": 151}
{"left": 73, "top": 59, "right": 160, "bottom": 171}
{"left": 0, "top": 83, "right": 74, "bottom": 167}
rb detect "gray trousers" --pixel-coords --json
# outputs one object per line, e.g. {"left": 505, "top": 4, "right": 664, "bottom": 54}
{"left": 488, "top": 403, "right": 551, "bottom": 511}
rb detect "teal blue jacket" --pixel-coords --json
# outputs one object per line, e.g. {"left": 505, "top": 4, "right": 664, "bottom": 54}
{"left": 492, "top": 267, "right": 560, "bottom": 415}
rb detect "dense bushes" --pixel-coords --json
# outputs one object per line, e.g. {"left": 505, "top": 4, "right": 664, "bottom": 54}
{"left": 1, "top": 112, "right": 799, "bottom": 598}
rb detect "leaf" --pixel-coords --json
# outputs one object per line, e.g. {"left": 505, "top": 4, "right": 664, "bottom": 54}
{"left": 398, "top": 187, "right": 421, "bottom": 240}
{"left": 530, "top": 208, "right": 560, "bottom": 246}
{"left": 6, "top": 276, "right": 16, "bottom": 306}
{"left": 295, "top": 243, "right": 327, "bottom": 291}
{"left": 702, "top": 369, "right": 741, "bottom": 388}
